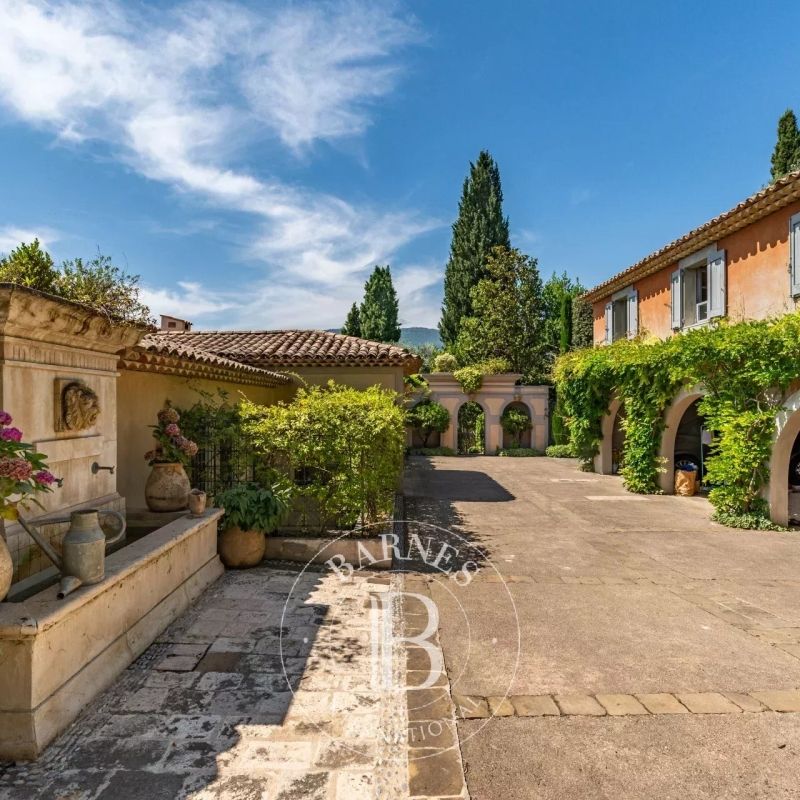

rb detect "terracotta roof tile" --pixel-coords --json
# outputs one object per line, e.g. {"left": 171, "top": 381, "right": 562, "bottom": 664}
{"left": 141, "top": 329, "right": 419, "bottom": 369}
{"left": 583, "top": 170, "right": 800, "bottom": 303}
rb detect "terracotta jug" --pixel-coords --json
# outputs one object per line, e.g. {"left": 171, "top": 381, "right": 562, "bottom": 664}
{"left": 145, "top": 463, "right": 190, "bottom": 512}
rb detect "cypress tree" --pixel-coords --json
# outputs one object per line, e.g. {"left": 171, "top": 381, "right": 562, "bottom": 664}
{"left": 439, "top": 151, "right": 510, "bottom": 348}
{"left": 360, "top": 265, "right": 401, "bottom": 343}
{"left": 341, "top": 302, "right": 362, "bottom": 337}
{"left": 571, "top": 296, "right": 594, "bottom": 349}
{"left": 770, "top": 109, "right": 800, "bottom": 181}
{"left": 559, "top": 294, "right": 572, "bottom": 354}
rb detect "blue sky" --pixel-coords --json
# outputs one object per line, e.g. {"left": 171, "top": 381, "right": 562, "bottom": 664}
{"left": 1, "top": 0, "right": 798, "bottom": 330}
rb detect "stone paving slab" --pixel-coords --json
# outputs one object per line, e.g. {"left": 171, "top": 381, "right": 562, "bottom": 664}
{"left": 0, "top": 566, "right": 418, "bottom": 800}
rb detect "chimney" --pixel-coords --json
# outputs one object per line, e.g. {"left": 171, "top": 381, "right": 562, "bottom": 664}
{"left": 160, "top": 315, "right": 192, "bottom": 332}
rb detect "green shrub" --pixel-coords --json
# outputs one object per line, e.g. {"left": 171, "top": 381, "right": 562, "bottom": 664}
{"left": 453, "top": 357, "right": 510, "bottom": 394}
{"left": 712, "top": 506, "right": 787, "bottom": 532}
{"left": 498, "top": 447, "right": 543, "bottom": 457}
{"left": 545, "top": 444, "right": 576, "bottom": 458}
{"left": 500, "top": 406, "right": 532, "bottom": 447}
{"left": 240, "top": 382, "right": 405, "bottom": 532}
{"left": 554, "top": 312, "right": 800, "bottom": 525}
{"left": 407, "top": 400, "right": 450, "bottom": 446}
{"left": 409, "top": 446, "right": 457, "bottom": 456}
{"left": 433, "top": 352, "right": 458, "bottom": 373}
{"left": 215, "top": 482, "right": 293, "bottom": 533}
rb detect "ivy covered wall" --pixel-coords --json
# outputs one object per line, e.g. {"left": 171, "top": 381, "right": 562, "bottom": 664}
{"left": 554, "top": 312, "right": 800, "bottom": 528}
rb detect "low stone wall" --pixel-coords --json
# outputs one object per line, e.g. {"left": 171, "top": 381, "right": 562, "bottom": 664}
{"left": 264, "top": 536, "right": 391, "bottom": 569}
{"left": 0, "top": 509, "right": 223, "bottom": 761}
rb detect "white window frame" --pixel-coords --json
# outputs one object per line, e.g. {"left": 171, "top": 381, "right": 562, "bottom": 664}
{"left": 604, "top": 286, "right": 638, "bottom": 343}
{"left": 671, "top": 245, "right": 726, "bottom": 331}
{"left": 790, "top": 212, "right": 800, "bottom": 298}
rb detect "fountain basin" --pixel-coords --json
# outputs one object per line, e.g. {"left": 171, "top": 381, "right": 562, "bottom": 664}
{"left": 0, "top": 509, "right": 223, "bottom": 761}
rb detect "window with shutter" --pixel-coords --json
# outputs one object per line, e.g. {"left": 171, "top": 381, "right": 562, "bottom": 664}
{"left": 791, "top": 213, "right": 800, "bottom": 298}
{"left": 671, "top": 270, "right": 681, "bottom": 329}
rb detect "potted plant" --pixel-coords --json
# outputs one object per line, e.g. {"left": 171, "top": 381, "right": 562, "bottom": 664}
{"left": 0, "top": 411, "right": 55, "bottom": 600}
{"left": 216, "top": 481, "right": 292, "bottom": 568}
{"left": 144, "top": 405, "right": 198, "bottom": 512}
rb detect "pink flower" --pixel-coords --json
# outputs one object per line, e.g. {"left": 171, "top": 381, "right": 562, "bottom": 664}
{"left": 0, "top": 411, "right": 12, "bottom": 426}
{"left": 183, "top": 441, "right": 198, "bottom": 457}
{"left": 0, "top": 456, "right": 33, "bottom": 481}
{"left": 0, "top": 427, "right": 23, "bottom": 442}
{"left": 164, "top": 423, "right": 180, "bottom": 437}
{"left": 34, "top": 470, "right": 55, "bottom": 486}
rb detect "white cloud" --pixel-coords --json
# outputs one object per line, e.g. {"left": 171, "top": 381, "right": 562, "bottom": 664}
{"left": 139, "top": 281, "right": 240, "bottom": 322}
{"left": 0, "top": 226, "right": 58, "bottom": 254}
{"left": 0, "top": 0, "right": 436, "bottom": 328}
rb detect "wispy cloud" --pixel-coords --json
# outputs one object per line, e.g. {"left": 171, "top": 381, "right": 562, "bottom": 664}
{"left": 0, "top": 0, "right": 435, "bottom": 327}
{"left": 0, "top": 225, "right": 59, "bottom": 254}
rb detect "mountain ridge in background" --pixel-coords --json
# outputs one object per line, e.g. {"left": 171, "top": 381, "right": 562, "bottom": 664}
{"left": 327, "top": 326, "right": 441, "bottom": 348}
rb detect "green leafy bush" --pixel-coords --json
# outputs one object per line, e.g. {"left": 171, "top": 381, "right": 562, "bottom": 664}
{"left": 554, "top": 312, "right": 800, "bottom": 526}
{"left": 240, "top": 382, "right": 405, "bottom": 532}
{"left": 407, "top": 400, "right": 451, "bottom": 446}
{"left": 545, "top": 444, "right": 577, "bottom": 458}
{"left": 500, "top": 406, "right": 532, "bottom": 447}
{"left": 433, "top": 352, "right": 458, "bottom": 373}
{"left": 498, "top": 447, "right": 543, "bottom": 457}
{"left": 215, "top": 482, "right": 292, "bottom": 533}
{"left": 453, "top": 357, "right": 510, "bottom": 394}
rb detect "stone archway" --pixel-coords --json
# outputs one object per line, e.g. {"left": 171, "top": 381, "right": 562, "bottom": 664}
{"left": 501, "top": 401, "right": 532, "bottom": 449}
{"left": 457, "top": 400, "right": 486, "bottom": 454}
{"left": 768, "top": 387, "right": 800, "bottom": 526}
{"left": 658, "top": 386, "right": 707, "bottom": 493}
{"left": 595, "top": 396, "right": 623, "bottom": 475}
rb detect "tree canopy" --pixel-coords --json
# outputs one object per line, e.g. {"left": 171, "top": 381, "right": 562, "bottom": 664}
{"left": 439, "top": 150, "right": 510, "bottom": 348}
{"left": 359, "top": 265, "right": 401, "bottom": 343}
{"left": 0, "top": 240, "right": 154, "bottom": 327}
{"left": 771, "top": 109, "right": 800, "bottom": 181}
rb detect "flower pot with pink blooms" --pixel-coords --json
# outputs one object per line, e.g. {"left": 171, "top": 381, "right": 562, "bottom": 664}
{"left": 144, "top": 405, "right": 199, "bottom": 512}
{"left": 0, "top": 410, "right": 56, "bottom": 600}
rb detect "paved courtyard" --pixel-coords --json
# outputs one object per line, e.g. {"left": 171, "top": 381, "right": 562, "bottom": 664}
{"left": 404, "top": 455, "right": 800, "bottom": 799}
{"left": 3, "top": 455, "right": 800, "bottom": 799}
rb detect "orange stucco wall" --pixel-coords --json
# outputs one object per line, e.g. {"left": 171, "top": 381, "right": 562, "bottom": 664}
{"left": 592, "top": 200, "right": 800, "bottom": 343}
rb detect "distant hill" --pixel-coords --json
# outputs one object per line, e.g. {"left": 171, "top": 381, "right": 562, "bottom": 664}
{"left": 327, "top": 326, "right": 441, "bottom": 348}
{"left": 399, "top": 327, "right": 441, "bottom": 348}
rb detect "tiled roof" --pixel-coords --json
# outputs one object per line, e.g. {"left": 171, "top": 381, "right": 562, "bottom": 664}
{"left": 133, "top": 335, "right": 292, "bottom": 386}
{"left": 582, "top": 170, "right": 800, "bottom": 303}
{"left": 141, "top": 329, "right": 419, "bottom": 369}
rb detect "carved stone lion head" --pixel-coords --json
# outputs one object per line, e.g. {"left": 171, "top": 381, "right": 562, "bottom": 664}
{"left": 63, "top": 382, "right": 100, "bottom": 431}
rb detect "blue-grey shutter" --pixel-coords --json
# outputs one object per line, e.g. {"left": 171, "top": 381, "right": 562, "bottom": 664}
{"left": 708, "top": 250, "right": 726, "bottom": 319}
{"left": 791, "top": 215, "right": 800, "bottom": 297}
{"left": 670, "top": 270, "right": 681, "bottom": 330}
{"left": 627, "top": 288, "right": 638, "bottom": 338}
{"left": 604, "top": 302, "right": 612, "bottom": 344}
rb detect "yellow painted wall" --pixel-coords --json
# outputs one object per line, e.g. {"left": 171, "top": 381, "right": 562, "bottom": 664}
{"left": 116, "top": 370, "right": 293, "bottom": 509}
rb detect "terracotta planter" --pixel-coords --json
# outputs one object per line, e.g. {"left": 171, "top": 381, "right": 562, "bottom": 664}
{"left": 145, "top": 463, "right": 190, "bottom": 512}
{"left": 0, "top": 524, "right": 11, "bottom": 602}
{"left": 218, "top": 526, "right": 265, "bottom": 568}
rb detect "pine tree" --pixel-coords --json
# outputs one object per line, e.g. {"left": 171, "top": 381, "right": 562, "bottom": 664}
{"left": 0, "top": 239, "right": 59, "bottom": 293}
{"left": 360, "top": 266, "right": 401, "bottom": 343}
{"left": 341, "top": 302, "right": 362, "bottom": 337}
{"left": 770, "top": 109, "right": 800, "bottom": 181}
{"left": 439, "top": 151, "right": 510, "bottom": 348}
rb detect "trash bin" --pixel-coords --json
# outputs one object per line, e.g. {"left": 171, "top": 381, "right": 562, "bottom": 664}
{"left": 674, "top": 463, "right": 698, "bottom": 496}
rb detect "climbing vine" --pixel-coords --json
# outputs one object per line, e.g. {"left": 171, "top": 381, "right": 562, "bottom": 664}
{"left": 453, "top": 357, "right": 510, "bottom": 394}
{"left": 554, "top": 313, "right": 800, "bottom": 527}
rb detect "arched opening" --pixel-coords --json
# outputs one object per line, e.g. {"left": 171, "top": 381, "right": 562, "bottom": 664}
{"left": 658, "top": 388, "right": 707, "bottom": 493}
{"left": 673, "top": 399, "right": 710, "bottom": 480}
{"left": 768, "top": 387, "right": 800, "bottom": 526}
{"left": 611, "top": 406, "right": 626, "bottom": 475}
{"left": 458, "top": 401, "right": 486, "bottom": 455}
{"left": 595, "top": 396, "right": 623, "bottom": 475}
{"left": 501, "top": 401, "right": 532, "bottom": 450}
